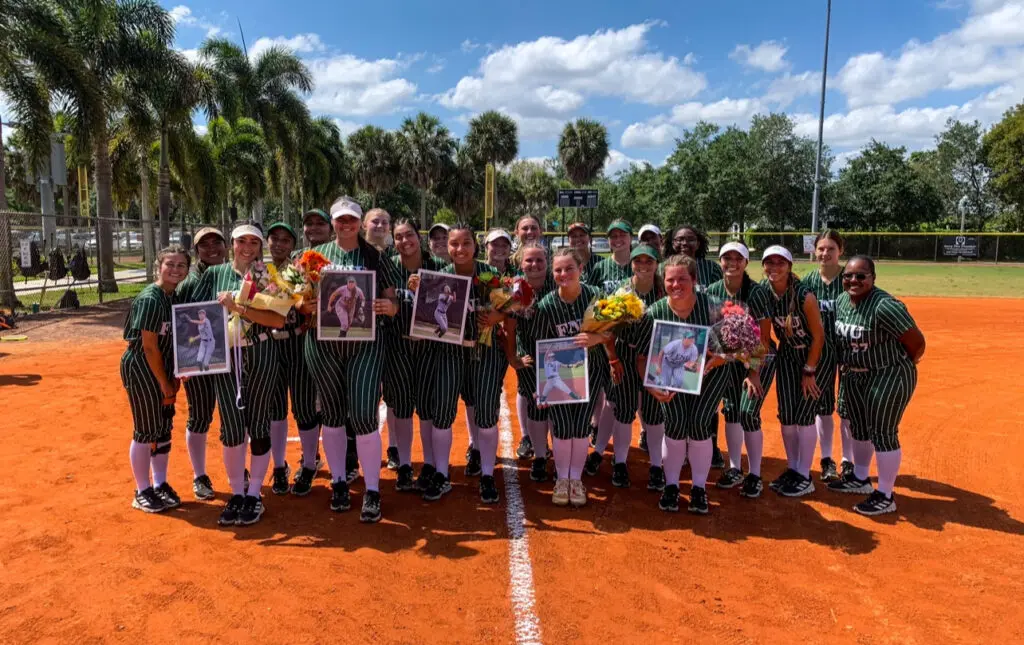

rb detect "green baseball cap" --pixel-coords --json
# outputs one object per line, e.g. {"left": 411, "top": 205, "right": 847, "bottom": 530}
{"left": 630, "top": 244, "right": 659, "bottom": 261}
{"left": 302, "top": 208, "right": 330, "bottom": 224}
{"left": 607, "top": 220, "right": 633, "bottom": 235}
{"left": 267, "top": 221, "right": 297, "bottom": 241}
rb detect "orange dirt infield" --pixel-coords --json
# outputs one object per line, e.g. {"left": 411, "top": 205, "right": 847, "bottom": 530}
{"left": 2, "top": 296, "right": 1023, "bottom": 644}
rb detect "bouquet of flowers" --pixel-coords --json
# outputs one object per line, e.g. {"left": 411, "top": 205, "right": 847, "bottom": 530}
{"left": 473, "top": 270, "right": 537, "bottom": 347}
{"left": 708, "top": 300, "right": 765, "bottom": 369}
{"left": 581, "top": 286, "right": 646, "bottom": 334}
{"left": 228, "top": 261, "right": 300, "bottom": 346}
{"left": 279, "top": 249, "right": 331, "bottom": 300}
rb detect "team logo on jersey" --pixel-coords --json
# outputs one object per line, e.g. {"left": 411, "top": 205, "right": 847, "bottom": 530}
{"left": 819, "top": 299, "right": 835, "bottom": 313}
{"left": 395, "top": 287, "right": 415, "bottom": 304}
{"left": 835, "top": 321, "right": 869, "bottom": 353}
{"left": 159, "top": 322, "right": 171, "bottom": 336}
{"left": 285, "top": 309, "right": 299, "bottom": 325}
{"left": 774, "top": 315, "right": 808, "bottom": 348}
{"left": 602, "top": 280, "right": 618, "bottom": 295}
{"left": 555, "top": 320, "right": 581, "bottom": 337}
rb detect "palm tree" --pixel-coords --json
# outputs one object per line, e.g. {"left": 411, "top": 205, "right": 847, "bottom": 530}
{"left": 348, "top": 125, "right": 400, "bottom": 208}
{"left": 298, "top": 117, "right": 348, "bottom": 212}
{"left": 207, "top": 117, "right": 270, "bottom": 227}
{"left": 440, "top": 142, "right": 484, "bottom": 224}
{"left": 558, "top": 118, "right": 609, "bottom": 187}
{"left": 465, "top": 110, "right": 519, "bottom": 167}
{"left": 398, "top": 112, "right": 455, "bottom": 229}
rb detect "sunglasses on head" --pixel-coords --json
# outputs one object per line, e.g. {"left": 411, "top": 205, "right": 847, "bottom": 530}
{"left": 842, "top": 272, "right": 872, "bottom": 281}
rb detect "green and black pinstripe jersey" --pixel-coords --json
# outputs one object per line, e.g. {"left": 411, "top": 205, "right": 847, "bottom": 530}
{"left": 615, "top": 277, "right": 663, "bottom": 350}
{"left": 514, "top": 275, "right": 557, "bottom": 356}
{"left": 802, "top": 270, "right": 844, "bottom": 348}
{"left": 705, "top": 279, "right": 772, "bottom": 321}
{"left": 533, "top": 283, "right": 604, "bottom": 362}
{"left": 659, "top": 257, "right": 722, "bottom": 293}
{"left": 580, "top": 253, "right": 602, "bottom": 284}
{"left": 194, "top": 264, "right": 275, "bottom": 340}
{"left": 392, "top": 253, "right": 447, "bottom": 336}
{"left": 834, "top": 288, "right": 916, "bottom": 370}
{"left": 442, "top": 260, "right": 499, "bottom": 342}
{"left": 174, "top": 262, "right": 214, "bottom": 304}
{"left": 273, "top": 258, "right": 307, "bottom": 331}
{"left": 312, "top": 240, "right": 400, "bottom": 296}
{"left": 634, "top": 294, "right": 714, "bottom": 357}
{"left": 123, "top": 283, "right": 173, "bottom": 369}
{"left": 761, "top": 278, "right": 813, "bottom": 352}
{"left": 588, "top": 257, "right": 632, "bottom": 295}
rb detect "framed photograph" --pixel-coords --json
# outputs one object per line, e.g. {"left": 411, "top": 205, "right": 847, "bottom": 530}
{"left": 643, "top": 321, "right": 710, "bottom": 395}
{"left": 409, "top": 269, "right": 471, "bottom": 345}
{"left": 535, "top": 338, "right": 589, "bottom": 405}
{"left": 318, "top": 269, "right": 376, "bottom": 341}
{"left": 172, "top": 301, "right": 230, "bottom": 378}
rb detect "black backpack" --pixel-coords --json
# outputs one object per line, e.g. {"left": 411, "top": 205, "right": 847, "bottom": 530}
{"left": 56, "top": 289, "right": 80, "bottom": 310}
{"left": 19, "top": 241, "right": 46, "bottom": 278}
{"left": 48, "top": 248, "right": 67, "bottom": 281}
{"left": 69, "top": 248, "right": 90, "bottom": 281}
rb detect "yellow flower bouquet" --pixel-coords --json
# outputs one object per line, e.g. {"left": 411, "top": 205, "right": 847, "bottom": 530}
{"left": 581, "top": 287, "right": 646, "bottom": 334}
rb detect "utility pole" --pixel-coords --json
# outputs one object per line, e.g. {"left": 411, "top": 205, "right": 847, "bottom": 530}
{"left": 810, "top": 0, "right": 832, "bottom": 234}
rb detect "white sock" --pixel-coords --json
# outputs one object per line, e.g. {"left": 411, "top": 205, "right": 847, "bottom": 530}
{"left": 432, "top": 427, "right": 453, "bottom": 477}
{"left": 466, "top": 405, "right": 480, "bottom": 449}
{"left": 839, "top": 418, "right": 854, "bottom": 464}
{"left": 516, "top": 394, "right": 529, "bottom": 443}
{"left": 593, "top": 401, "right": 616, "bottom": 453}
{"left": 185, "top": 430, "right": 207, "bottom": 479}
{"left": 875, "top": 449, "right": 901, "bottom": 497}
{"left": 223, "top": 444, "right": 248, "bottom": 495}
{"left": 724, "top": 422, "right": 744, "bottom": 471}
{"left": 386, "top": 408, "right": 397, "bottom": 448}
{"left": 420, "top": 418, "right": 435, "bottom": 466}
{"left": 321, "top": 425, "right": 349, "bottom": 483}
{"left": 394, "top": 417, "right": 414, "bottom": 466}
{"left": 646, "top": 423, "right": 665, "bottom": 468}
{"left": 853, "top": 439, "right": 875, "bottom": 481}
{"left": 569, "top": 438, "right": 590, "bottom": 480}
{"left": 150, "top": 441, "right": 170, "bottom": 487}
{"left": 797, "top": 424, "right": 817, "bottom": 478}
{"left": 612, "top": 420, "right": 632, "bottom": 464}
{"left": 553, "top": 438, "right": 572, "bottom": 480}
{"left": 356, "top": 432, "right": 383, "bottom": 492}
{"left": 248, "top": 449, "right": 272, "bottom": 497}
{"left": 298, "top": 426, "right": 320, "bottom": 470}
{"left": 816, "top": 415, "right": 834, "bottom": 462}
{"left": 781, "top": 425, "right": 800, "bottom": 470}
{"left": 129, "top": 441, "right": 151, "bottom": 491}
{"left": 687, "top": 438, "right": 713, "bottom": 489}
{"left": 478, "top": 426, "right": 499, "bottom": 476}
{"left": 663, "top": 437, "right": 688, "bottom": 487}
{"left": 527, "top": 419, "right": 549, "bottom": 455}
{"left": 270, "top": 419, "right": 288, "bottom": 468}
{"left": 744, "top": 430, "right": 764, "bottom": 477}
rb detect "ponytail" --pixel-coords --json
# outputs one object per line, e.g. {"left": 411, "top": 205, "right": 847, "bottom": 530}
{"left": 784, "top": 272, "right": 798, "bottom": 337}
{"left": 740, "top": 272, "right": 754, "bottom": 303}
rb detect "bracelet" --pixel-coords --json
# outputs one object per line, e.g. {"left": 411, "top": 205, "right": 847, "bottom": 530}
{"left": 609, "top": 358, "right": 621, "bottom": 365}
{"left": 802, "top": 364, "right": 816, "bottom": 375}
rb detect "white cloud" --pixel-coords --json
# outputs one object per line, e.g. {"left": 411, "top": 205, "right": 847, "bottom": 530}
{"left": 669, "top": 97, "right": 768, "bottom": 126}
{"left": 605, "top": 149, "right": 648, "bottom": 177}
{"left": 427, "top": 61, "right": 445, "bottom": 74}
{"left": 764, "top": 71, "right": 821, "bottom": 105}
{"left": 332, "top": 118, "right": 361, "bottom": 137}
{"left": 178, "top": 48, "right": 200, "bottom": 63}
{"left": 730, "top": 40, "right": 789, "bottom": 72}
{"left": 249, "top": 33, "right": 326, "bottom": 60}
{"left": 461, "top": 39, "right": 480, "bottom": 53}
{"left": 193, "top": 123, "right": 208, "bottom": 136}
{"left": 306, "top": 54, "right": 417, "bottom": 116}
{"left": 169, "top": 5, "right": 222, "bottom": 38}
{"left": 621, "top": 121, "right": 680, "bottom": 148}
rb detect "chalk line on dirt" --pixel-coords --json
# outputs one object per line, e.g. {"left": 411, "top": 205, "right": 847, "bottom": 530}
{"left": 498, "top": 393, "right": 543, "bottom": 644}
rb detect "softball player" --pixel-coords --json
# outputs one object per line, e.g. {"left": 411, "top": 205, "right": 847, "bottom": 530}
{"left": 485, "top": 229, "right": 516, "bottom": 277}
{"left": 827, "top": 256, "right": 925, "bottom": 516}
{"left": 302, "top": 208, "right": 334, "bottom": 248}
{"left": 514, "top": 215, "right": 543, "bottom": 252}
{"left": 192, "top": 224, "right": 287, "bottom": 527}
{"left": 432, "top": 285, "right": 455, "bottom": 337}
{"left": 586, "top": 244, "right": 665, "bottom": 491}
{"left": 175, "top": 227, "right": 226, "bottom": 501}
{"left": 566, "top": 222, "right": 602, "bottom": 284}
{"left": 383, "top": 219, "right": 447, "bottom": 492}
{"left": 638, "top": 224, "right": 663, "bottom": 253}
{"left": 303, "top": 197, "right": 400, "bottom": 523}
{"left": 183, "top": 309, "right": 215, "bottom": 370}
{"left": 802, "top": 229, "right": 852, "bottom": 482}
{"left": 428, "top": 223, "right": 451, "bottom": 263}
{"left": 760, "top": 245, "right": 832, "bottom": 499}
{"left": 635, "top": 255, "right": 729, "bottom": 514}
{"left": 266, "top": 222, "right": 319, "bottom": 496}
{"left": 326, "top": 277, "right": 366, "bottom": 338}
{"left": 123, "top": 246, "right": 189, "bottom": 513}
{"left": 363, "top": 207, "right": 395, "bottom": 256}
{"left": 411, "top": 224, "right": 508, "bottom": 505}
{"left": 706, "top": 242, "right": 775, "bottom": 498}
{"left": 533, "top": 248, "right": 621, "bottom": 508}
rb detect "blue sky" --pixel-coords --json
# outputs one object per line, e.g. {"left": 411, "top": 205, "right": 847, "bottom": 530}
{"left": 162, "top": 0, "right": 1024, "bottom": 173}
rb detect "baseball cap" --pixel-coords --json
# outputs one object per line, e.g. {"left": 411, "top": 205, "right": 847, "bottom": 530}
{"left": 428, "top": 223, "right": 450, "bottom": 236}
{"left": 231, "top": 224, "right": 264, "bottom": 242}
{"left": 638, "top": 224, "right": 662, "bottom": 239}
{"left": 302, "top": 208, "right": 330, "bottom": 224}
{"left": 718, "top": 241, "right": 750, "bottom": 260}
{"left": 630, "top": 244, "right": 659, "bottom": 261}
{"left": 607, "top": 220, "right": 633, "bottom": 235}
{"left": 330, "top": 197, "right": 363, "bottom": 220}
{"left": 761, "top": 244, "right": 793, "bottom": 264}
{"left": 485, "top": 229, "right": 513, "bottom": 245}
{"left": 567, "top": 222, "right": 591, "bottom": 235}
{"left": 194, "top": 227, "right": 225, "bottom": 246}
{"left": 267, "top": 221, "right": 297, "bottom": 241}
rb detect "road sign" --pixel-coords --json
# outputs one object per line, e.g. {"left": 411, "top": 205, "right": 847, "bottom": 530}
{"left": 557, "top": 189, "right": 599, "bottom": 209}
{"left": 942, "top": 235, "right": 979, "bottom": 258}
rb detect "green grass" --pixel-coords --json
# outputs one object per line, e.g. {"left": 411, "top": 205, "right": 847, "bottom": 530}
{"left": 17, "top": 280, "right": 148, "bottom": 311}
{"left": 779, "top": 261, "right": 1024, "bottom": 298}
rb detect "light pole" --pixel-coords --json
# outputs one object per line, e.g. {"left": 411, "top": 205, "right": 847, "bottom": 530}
{"left": 810, "top": 0, "right": 832, "bottom": 234}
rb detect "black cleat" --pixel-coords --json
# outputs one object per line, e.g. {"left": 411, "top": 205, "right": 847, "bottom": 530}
{"left": 778, "top": 472, "right": 815, "bottom": 497}
{"left": 422, "top": 471, "right": 451, "bottom": 501}
{"left": 639, "top": 428, "right": 649, "bottom": 453}
{"left": 238, "top": 495, "right": 265, "bottom": 525}
{"left": 827, "top": 472, "right": 874, "bottom": 495}
{"left": 583, "top": 451, "right": 603, "bottom": 477}
{"left": 465, "top": 444, "right": 474, "bottom": 462}
{"left": 192, "top": 475, "right": 215, "bottom": 501}
{"left": 658, "top": 484, "right": 680, "bottom": 512}
{"left": 155, "top": 482, "right": 181, "bottom": 509}
{"left": 360, "top": 490, "right": 382, "bottom": 523}
{"left": 840, "top": 460, "right": 855, "bottom": 480}
{"left": 414, "top": 464, "right": 437, "bottom": 492}
{"left": 530, "top": 457, "right": 548, "bottom": 482}
{"left": 218, "top": 494, "right": 245, "bottom": 526}
{"left": 740, "top": 473, "right": 763, "bottom": 498}
{"left": 769, "top": 468, "right": 798, "bottom": 492}
{"left": 479, "top": 475, "right": 500, "bottom": 504}
{"left": 395, "top": 464, "right": 416, "bottom": 492}
{"left": 291, "top": 467, "right": 316, "bottom": 496}
{"left": 611, "top": 462, "right": 630, "bottom": 488}
{"left": 346, "top": 447, "right": 359, "bottom": 484}
{"left": 516, "top": 435, "right": 534, "bottom": 460}
{"left": 854, "top": 490, "right": 896, "bottom": 516}
{"left": 710, "top": 446, "right": 726, "bottom": 470}
{"left": 820, "top": 457, "right": 839, "bottom": 482}
{"left": 688, "top": 486, "right": 710, "bottom": 514}
{"left": 716, "top": 468, "right": 744, "bottom": 489}
{"left": 132, "top": 487, "right": 167, "bottom": 514}
{"left": 647, "top": 466, "right": 666, "bottom": 492}
{"left": 271, "top": 464, "right": 291, "bottom": 495}
{"left": 330, "top": 480, "right": 352, "bottom": 512}
{"left": 465, "top": 449, "right": 483, "bottom": 477}
{"left": 345, "top": 466, "right": 360, "bottom": 485}
{"left": 386, "top": 447, "right": 400, "bottom": 471}
{"left": 299, "top": 452, "right": 324, "bottom": 472}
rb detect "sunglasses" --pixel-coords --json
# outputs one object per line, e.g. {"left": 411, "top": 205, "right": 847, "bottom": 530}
{"left": 842, "top": 272, "right": 872, "bottom": 281}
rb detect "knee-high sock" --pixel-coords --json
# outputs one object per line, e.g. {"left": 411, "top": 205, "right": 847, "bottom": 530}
{"left": 223, "top": 443, "right": 248, "bottom": 496}
{"left": 688, "top": 438, "right": 713, "bottom": 489}
{"left": 590, "top": 389, "right": 606, "bottom": 427}
{"left": 612, "top": 420, "right": 632, "bottom": 464}
{"left": 527, "top": 419, "right": 549, "bottom": 455}
{"left": 420, "top": 418, "right": 435, "bottom": 467}
{"left": 298, "top": 426, "right": 321, "bottom": 469}
{"left": 816, "top": 415, "right": 834, "bottom": 462}
{"left": 466, "top": 405, "right": 480, "bottom": 449}
{"left": 781, "top": 425, "right": 800, "bottom": 470}
{"left": 185, "top": 430, "right": 207, "bottom": 479}
{"left": 356, "top": 432, "right": 383, "bottom": 492}
{"left": 321, "top": 425, "right": 349, "bottom": 484}
{"left": 432, "top": 427, "right": 453, "bottom": 477}
{"left": 151, "top": 441, "right": 171, "bottom": 487}
{"left": 853, "top": 439, "right": 875, "bottom": 481}
{"left": 393, "top": 417, "right": 414, "bottom": 466}
{"left": 569, "top": 438, "right": 590, "bottom": 480}
{"left": 553, "top": 438, "right": 572, "bottom": 480}
{"left": 875, "top": 449, "right": 901, "bottom": 497}
{"left": 725, "top": 422, "right": 744, "bottom": 471}
{"left": 129, "top": 441, "right": 152, "bottom": 491}
{"left": 839, "top": 418, "right": 854, "bottom": 464}
{"left": 744, "top": 431, "right": 764, "bottom": 477}
{"left": 516, "top": 394, "right": 529, "bottom": 442}
{"left": 248, "top": 449, "right": 272, "bottom": 497}
{"left": 386, "top": 408, "right": 397, "bottom": 448}
{"left": 663, "top": 438, "right": 688, "bottom": 487}
{"left": 796, "top": 425, "right": 817, "bottom": 478}
{"left": 270, "top": 419, "right": 288, "bottom": 469}
{"left": 646, "top": 423, "right": 665, "bottom": 468}
{"left": 593, "top": 401, "right": 616, "bottom": 453}
{"left": 478, "top": 426, "right": 499, "bottom": 476}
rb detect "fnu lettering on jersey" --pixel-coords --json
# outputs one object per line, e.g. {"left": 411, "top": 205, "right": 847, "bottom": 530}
{"left": 554, "top": 319, "right": 581, "bottom": 337}
{"left": 835, "top": 321, "right": 869, "bottom": 353}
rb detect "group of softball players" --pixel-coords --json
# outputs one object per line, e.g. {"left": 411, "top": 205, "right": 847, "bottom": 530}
{"left": 122, "top": 199, "right": 926, "bottom": 524}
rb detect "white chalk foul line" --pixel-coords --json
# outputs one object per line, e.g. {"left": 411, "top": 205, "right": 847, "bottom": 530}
{"left": 498, "top": 393, "right": 543, "bottom": 645}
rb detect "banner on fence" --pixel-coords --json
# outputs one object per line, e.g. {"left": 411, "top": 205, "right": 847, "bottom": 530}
{"left": 942, "top": 235, "right": 979, "bottom": 258}
{"left": 802, "top": 235, "right": 816, "bottom": 254}
{"left": 19, "top": 239, "right": 32, "bottom": 267}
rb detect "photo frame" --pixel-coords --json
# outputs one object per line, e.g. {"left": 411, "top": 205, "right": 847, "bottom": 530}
{"left": 318, "top": 269, "right": 376, "bottom": 341}
{"left": 409, "top": 269, "right": 472, "bottom": 345}
{"left": 172, "top": 301, "right": 230, "bottom": 378}
{"left": 643, "top": 320, "right": 710, "bottom": 395}
{"left": 535, "top": 338, "right": 590, "bottom": 405}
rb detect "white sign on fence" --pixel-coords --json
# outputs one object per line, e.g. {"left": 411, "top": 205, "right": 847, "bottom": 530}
{"left": 802, "top": 235, "right": 816, "bottom": 254}
{"left": 19, "top": 239, "right": 32, "bottom": 267}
